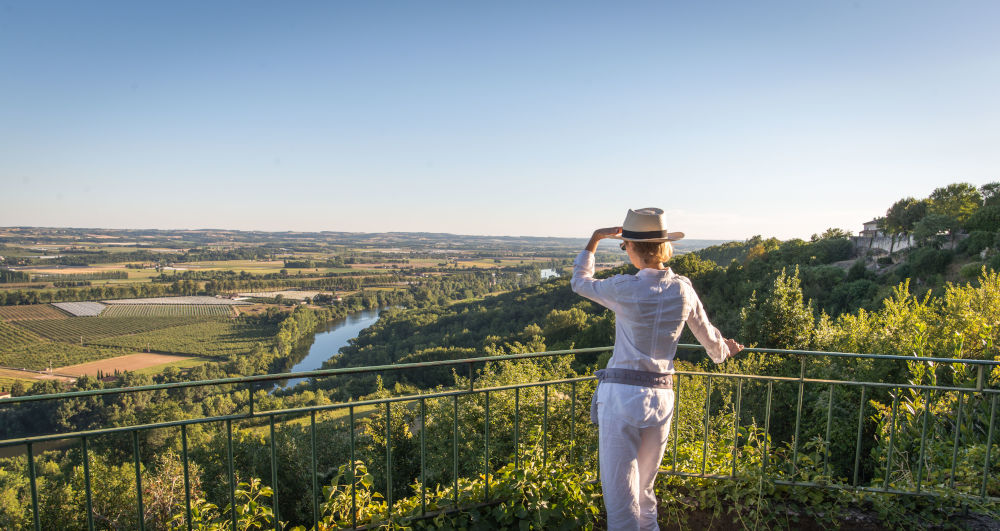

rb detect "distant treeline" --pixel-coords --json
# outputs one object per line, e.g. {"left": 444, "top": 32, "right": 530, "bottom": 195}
{"left": 0, "top": 269, "right": 30, "bottom": 283}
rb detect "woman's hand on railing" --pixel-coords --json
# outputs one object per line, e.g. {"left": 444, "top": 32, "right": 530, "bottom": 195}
{"left": 724, "top": 338, "right": 744, "bottom": 360}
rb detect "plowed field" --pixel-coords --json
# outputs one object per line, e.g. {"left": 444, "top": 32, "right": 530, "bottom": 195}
{"left": 55, "top": 353, "right": 195, "bottom": 377}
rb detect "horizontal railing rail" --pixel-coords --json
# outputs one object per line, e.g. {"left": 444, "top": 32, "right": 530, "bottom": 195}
{"left": 2, "top": 345, "right": 998, "bottom": 530}
{"left": 4, "top": 343, "right": 992, "bottom": 408}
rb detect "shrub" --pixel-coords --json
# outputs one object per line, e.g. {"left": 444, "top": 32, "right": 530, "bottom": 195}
{"left": 906, "top": 247, "right": 953, "bottom": 278}
{"left": 960, "top": 231, "right": 995, "bottom": 256}
{"left": 965, "top": 205, "right": 1000, "bottom": 232}
{"left": 988, "top": 253, "right": 1000, "bottom": 273}
{"left": 960, "top": 262, "right": 985, "bottom": 280}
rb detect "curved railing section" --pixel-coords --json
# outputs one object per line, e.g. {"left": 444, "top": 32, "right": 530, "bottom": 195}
{"left": 1, "top": 345, "right": 997, "bottom": 529}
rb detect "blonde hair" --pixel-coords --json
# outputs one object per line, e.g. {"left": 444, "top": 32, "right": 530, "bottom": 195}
{"left": 630, "top": 241, "right": 673, "bottom": 265}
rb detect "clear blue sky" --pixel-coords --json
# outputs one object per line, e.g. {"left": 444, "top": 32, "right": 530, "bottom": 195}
{"left": 2, "top": 1, "right": 998, "bottom": 240}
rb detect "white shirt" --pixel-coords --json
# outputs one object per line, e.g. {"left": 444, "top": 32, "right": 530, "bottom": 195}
{"left": 571, "top": 249, "right": 729, "bottom": 427}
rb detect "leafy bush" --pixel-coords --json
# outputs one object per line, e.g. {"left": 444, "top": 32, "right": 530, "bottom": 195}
{"left": 906, "top": 247, "right": 953, "bottom": 278}
{"left": 966, "top": 205, "right": 1000, "bottom": 232}
{"left": 958, "top": 231, "right": 996, "bottom": 256}
{"left": 960, "top": 262, "right": 985, "bottom": 280}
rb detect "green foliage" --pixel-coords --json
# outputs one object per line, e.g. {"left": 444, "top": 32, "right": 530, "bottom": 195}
{"left": 929, "top": 182, "right": 983, "bottom": 225}
{"left": 0, "top": 341, "right": 127, "bottom": 370}
{"left": 0, "top": 320, "right": 45, "bottom": 350}
{"left": 739, "top": 268, "right": 814, "bottom": 350}
{"left": 960, "top": 262, "right": 985, "bottom": 280}
{"left": 960, "top": 230, "right": 997, "bottom": 256}
{"left": 913, "top": 213, "right": 956, "bottom": 247}
{"left": 14, "top": 316, "right": 200, "bottom": 343}
{"left": 982, "top": 182, "right": 1000, "bottom": 207}
{"left": 965, "top": 205, "right": 1000, "bottom": 233}
{"left": 101, "top": 304, "right": 235, "bottom": 318}
{"left": 906, "top": 246, "right": 954, "bottom": 279}
{"left": 170, "top": 478, "right": 276, "bottom": 530}
{"left": 91, "top": 319, "right": 274, "bottom": 358}
{"left": 181, "top": 447, "right": 603, "bottom": 531}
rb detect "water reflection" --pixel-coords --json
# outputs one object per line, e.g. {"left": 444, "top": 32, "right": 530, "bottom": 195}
{"left": 275, "top": 308, "right": 380, "bottom": 389}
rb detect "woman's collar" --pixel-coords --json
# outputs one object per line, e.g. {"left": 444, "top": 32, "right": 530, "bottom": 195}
{"left": 637, "top": 267, "right": 673, "bottom": 277}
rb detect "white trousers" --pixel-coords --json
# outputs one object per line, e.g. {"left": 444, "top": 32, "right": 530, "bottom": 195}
{"left": 598, "top": 395, "right": 674, "bottom": 531}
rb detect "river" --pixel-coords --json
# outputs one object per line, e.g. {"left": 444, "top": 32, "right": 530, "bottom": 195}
{"left": 275, "top": 308, "right": 381, "bottom": 389}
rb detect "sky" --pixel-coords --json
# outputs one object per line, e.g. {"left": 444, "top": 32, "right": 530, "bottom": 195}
{"left": 1, "top": 1, "right": 998, "bottom": 241}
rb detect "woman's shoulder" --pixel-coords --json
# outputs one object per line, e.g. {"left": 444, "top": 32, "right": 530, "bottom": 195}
{"left": 610, "top": 273, "right": 639, "bottom": 285}
{"left": 672, "top": 273, "right": 694, "bottom": 287}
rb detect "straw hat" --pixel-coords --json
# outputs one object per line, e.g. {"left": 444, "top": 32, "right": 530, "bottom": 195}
{"left": 614, "top": 208, "right": 685, "bottom": 242}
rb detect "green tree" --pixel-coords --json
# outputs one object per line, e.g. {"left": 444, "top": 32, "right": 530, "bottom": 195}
{"left": 965, "top": 204, "right": 1000, "bottom": 233}
{"left": 980, "top": 181, "right": 1000, "bottom": 207}
{"left": 738, "top": 267, "right": 814, "bottom": 350}
{"left": 912, "top": 213, "right": 955, "bottom": 247}
{"left": 884, "top": 197, "right": 921, "bottom": 255}
{"left": 929, "top": 183, "right": 983, "bottom": 244}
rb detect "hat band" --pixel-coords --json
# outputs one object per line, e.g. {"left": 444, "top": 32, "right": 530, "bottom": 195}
{"left": 622, "top": 229, "right": 670, "bottom": 240}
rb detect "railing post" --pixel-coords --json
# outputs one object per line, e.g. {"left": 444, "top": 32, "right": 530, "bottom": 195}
{"left": 950, "top": 391, "right": 965, "bottom": 489}
{"left": 792, "top": 356, "right": 805, "bottom": 474}
{"left": 916, "top": 388, "right": 932, "bottom": 493}
{"left": 672, "top": 375, "right": 681, "bottom": 473}
{"left": 420, "top": 397, "right": 427, "bottom": 516}
{"left": 310, "top": 411, "right": 319, "bottom": 527}
{"left": 452, "top": 395, "right": 459, "bottom": 508}
{"left": 701, "top": 376, "right": 712, "bottom": 476}
{"left": 731, "top": 378, "right": 743, "bottom": 478}
{"left": 824, "top": 384, "right": 833, "bottom": 478}
{"left": 350, "top": 405, "right": 357, "bottom": 529}
{"left": 484, "top": 391, "right": 490, "bottom": 502}
{"left": 543, "top": 384, "right": 549, "bottom": 466}
{"left": 570, "top": 381, "right": 576, "bottom": 465}
{"left": 467, "top": 363, "right": 475, "bottom": 393}
{"left": 227, "top": 419, "right": 236, "bottom": 531}
{"left": 514, "top": 387, "right": 520, "bottom": 471}
{"left": 248, "top": 384, "right": 255, "bottom": 417}
{"left": 269, "top": 415, "right": 280, "bottom": 529}
{"left": 27, "top": 443, "right": 40, "bottom": 531}
{"left": 82, "top": 436, "right": 95, "bottom": 531}
{"left": 132, "top": 431, "right": 145, "bottom": 531}
{"left": 981, "top": 394, "right": 997, "bottom": 499}
{"left": 385, "top": 402, "right": 392, "bottom": 515}
{"left": 763, "top": 381, "right": 773, "bottom": 477}
{"left": 182, "top": 424, "right": 192, "bottom": 531}
{"left": 884, "top": 389, "right": 900, "bottom": 491}
{"left": 854, "top": 386, "right": 867, "bottom": 486}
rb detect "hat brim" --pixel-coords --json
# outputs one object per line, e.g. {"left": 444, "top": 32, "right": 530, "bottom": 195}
{"left": 609, "top": 231, "right": 685, "bottom": 243}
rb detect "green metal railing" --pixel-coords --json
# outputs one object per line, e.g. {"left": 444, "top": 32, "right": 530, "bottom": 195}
{"left": 2, "top": 344, "right": 999, "bottom": 529}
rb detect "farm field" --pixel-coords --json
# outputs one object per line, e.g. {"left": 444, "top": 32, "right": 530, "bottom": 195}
{"left": 0, "top": 342, "right": 126, "bottom": 371}
{"left": 103, "top": 296, "right": 245, "bottom": 305}
{"left": 90, "top": 320, "right": 275, "bottom": 357}
{"left": 14, "top": 316, "right": 198, "bottom": 342}
{"left": 0, "top": 304, "right": 70, "bottom": 321}
{"left": 0, "top": 368, "right": 73, "bottom": 383}
{"left": 172, "top": 260, "right": 288, "bottom": 273}
{"left": 101, "top": 304, "right": 235, "bottom": 318}
{"left": 238, "top": 290, "right": 331, "bottom": 300}
{"left": 133, "top": 356, "right": 217, "bottom": 376}
{"left": 52, "top": 301, "right": 106, "bottom": 316}
{"left": 0, "top": 321, "right": 46, "bottom": 350}
{"left": 90, "top": 269, "right": 162, "bottom": 284}
{"left": 55, "top": 353, "right": 195, "bottom": 377}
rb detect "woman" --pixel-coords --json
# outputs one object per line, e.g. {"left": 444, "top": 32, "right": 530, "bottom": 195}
{"left": 571, "top": 207, "right": 743, "bottom": 531}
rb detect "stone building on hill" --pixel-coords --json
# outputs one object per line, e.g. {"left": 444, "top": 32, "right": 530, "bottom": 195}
{"left": 853, "top": 219, "right": 913, "bottom": 254}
